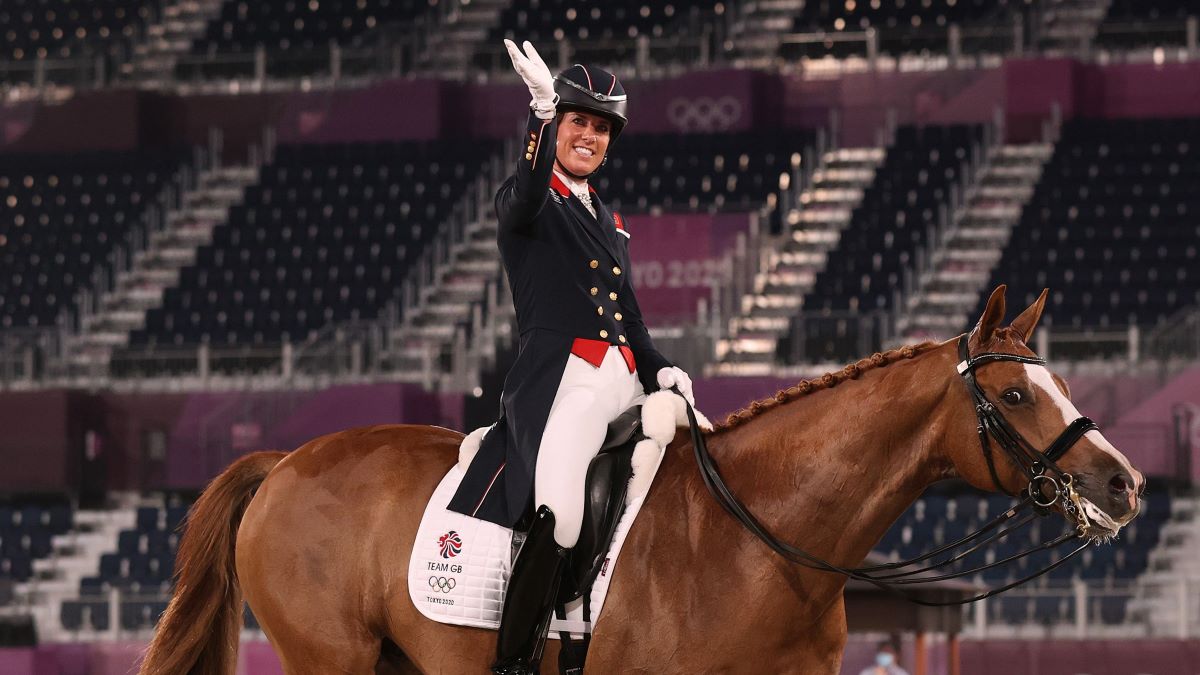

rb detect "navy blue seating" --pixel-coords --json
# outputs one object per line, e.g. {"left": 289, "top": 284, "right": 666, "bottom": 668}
{"left": 67, "top": 497, "right": 196, "bottom": 631}
{"left": 0, "top": 151, "right": 184, "bottom": 330}
{"left": 993, "top": 596, "right": 1029, "bottom": 624}
{"left": 136, "top": 506, "right": 160, "bottom": 532}
{"left": 780, "top": 0, "right": 1019, "bottom": 59}
{"left": 980, "top": 117, "right": 1200, "bottom": 335}
{"left": 598, "top": 130, "right": 815, "bottom": 219}
{"left": 79, "top": 577, "right": 104, "bottom": 596}
{"left": 127, "top": 140, "right": 490, "bottom": 354}
{"left": 1092, "top": 595, "right": 1127, "bottom": 624}
{"left": 479, "top": 0, "right": 721, "bottom": 72}
{"left": 876, "top": 485, "right": 1169, "bottom": 627}
{"left": 120, "top": 599, "right": 169, "bottom": 631}
{"left": 166, "top": 505, "right": 190, "bottom": 532}
{"left": 0, "top": 0, "right": 163, "bottom": 84}
{"left": 181, "top": 0, "right": 430, "bottom": 80}
{"left": 1096, "top": 0, "right": 1192, "bottom": 51}
{"left": 793, "top": 124, "right": 980, "bottom": 363}
{"left": 61, "top": 599, "right": 110, "bottom": 631}
{"left": 0, "top": 497, "right": 73, "bottom": 583}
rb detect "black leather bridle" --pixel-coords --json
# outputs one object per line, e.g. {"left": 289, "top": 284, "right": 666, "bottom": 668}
{"left": 956, "top": 332, "right": 1099, "bottom": 513}
{"left": 675, "top": 332, "right": 1109, "bottom": 606}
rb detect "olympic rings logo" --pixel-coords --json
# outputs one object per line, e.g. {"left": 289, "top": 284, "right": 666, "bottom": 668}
{"left": 428, "top": 576, "right": 456, "bottom": 593}
{"left": 666, "top": 96, "right": 744, "bottom": 132}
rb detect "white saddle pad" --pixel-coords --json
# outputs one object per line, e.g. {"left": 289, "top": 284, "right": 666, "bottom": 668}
{"left": 408, "top": 449, "right": 661, "bottom": 637}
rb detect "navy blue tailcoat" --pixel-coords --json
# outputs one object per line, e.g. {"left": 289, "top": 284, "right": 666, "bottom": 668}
{"left": 446, "top": 112, "right": 673, "bottom": 527}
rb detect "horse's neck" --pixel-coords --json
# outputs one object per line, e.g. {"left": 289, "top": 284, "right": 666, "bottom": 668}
{"left": 681, "top": 346, "right": 958, "bottom": 612}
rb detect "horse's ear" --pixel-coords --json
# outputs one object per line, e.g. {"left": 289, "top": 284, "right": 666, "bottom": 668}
{"left": 974, "top": 285, "right": 1007, "bottom": 343}
{"left": 1010, "top": 288, "right": 1049, "bottom": 344}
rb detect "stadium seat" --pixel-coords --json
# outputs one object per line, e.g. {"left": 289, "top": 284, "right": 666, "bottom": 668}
{"left": 796, "top": 124, "right": 981, "bottom": 362}
{"left": 0, "top": 151, "right": 185, "bottom": 330}
{"left": 181, "top": 0, "right": 432, "bottom": 80}
{"left": 780, "top": 0, "right": 1019, "bottom": 59}
{"left": 874, "top": 484, "right": 1170, "bottom": 629}
{"left": 598, "top": 130, "right": 815, "bottom": 219}
{"left": 0, "top": 0, "right": 160, "bottom": 84}
{"left": 136, "top": 506, "right": 160, "bottom": 532}
{"left": 61, "top": 599, "right": 110, "bottom": 631}
{"left": 979, "top": 118, "right": 1200, "bottom": 334}
{"left": 479, "top": 0, "right": 722, "bottom": 72}
{"left": 125, "top": 140, "right": 493, "bottom": 353}
{"left": 1096, "top": 0, "right": 1193, "bottom": 51}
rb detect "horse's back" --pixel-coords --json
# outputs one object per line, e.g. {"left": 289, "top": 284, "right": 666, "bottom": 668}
{"left": 234, "top": 423, "right": 465, "bottom": 651}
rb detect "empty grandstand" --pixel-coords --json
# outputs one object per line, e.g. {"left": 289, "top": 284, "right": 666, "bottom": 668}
{"left": 0, "top": 0, "right": 1198, "bottom": 673}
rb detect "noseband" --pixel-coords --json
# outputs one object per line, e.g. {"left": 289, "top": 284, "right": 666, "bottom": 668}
{"left": 956, "top": 333, "right": 1099, "bottom": 528}
{"left": 679, "top": 332, "right": 1109, "bottom": 606}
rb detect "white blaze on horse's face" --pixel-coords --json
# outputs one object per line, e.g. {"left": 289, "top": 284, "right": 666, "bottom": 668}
{"left": 1023, "top": 363, "right": 1138, "bottom": 533}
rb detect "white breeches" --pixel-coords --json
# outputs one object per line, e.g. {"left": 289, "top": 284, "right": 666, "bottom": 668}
{"left": 534, "top": 347, "right": 646, "bottom": 548}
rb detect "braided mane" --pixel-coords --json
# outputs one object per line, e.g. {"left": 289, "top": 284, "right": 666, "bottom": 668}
{"left": 710, "top": 342, "right": 940, "bottom": 434}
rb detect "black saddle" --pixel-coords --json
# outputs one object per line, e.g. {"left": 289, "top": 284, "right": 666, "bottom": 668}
{"left": 558, "top": 403, "right": 645, "bottom": 604}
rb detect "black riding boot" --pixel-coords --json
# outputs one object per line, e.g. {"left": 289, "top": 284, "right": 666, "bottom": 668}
{"left": 492, "top": 506, "right": 569, "bottom": 675}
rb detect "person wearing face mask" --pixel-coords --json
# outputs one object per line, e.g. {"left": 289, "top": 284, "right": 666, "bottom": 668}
{"left": 859, "top": 640, "right": 910, "bottom": 675}
{"left": 446, "top": 40, "right": 697, "bottom": 674}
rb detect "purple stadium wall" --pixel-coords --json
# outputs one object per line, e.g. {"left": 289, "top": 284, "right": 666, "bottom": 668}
{"left": 1106, "top": 366, "right": 1200, "bottom": 483}
{"left": 0, "top": 385, "right": 460, "bottom": 493}
{"left": 7, "top": 60, "right": 1200, "bottom": 159}
{"left": 629, "top": 213, "right": 752, "bottom": 324}
{"left": 0, "top": 366, "right": 1188, "bottom": 493}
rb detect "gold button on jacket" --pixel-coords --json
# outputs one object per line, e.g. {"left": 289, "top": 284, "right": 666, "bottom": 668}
{"left": 599, "top": 329, "right": 609, "bottom": 339}
{"left": 618, "top": 335, "right": 626, "bottom": 343}
{"left": 589, "top": 260, "right": 599, "bottom": 269}
{"left": 609, "top": 292, "right": 618, "bottom": 301}
{"left": 614, "top": 312, "right": 623, "bottom": 321}
{"left": 590, "top": 287, "right": 598, "bottom": 296}
{"left": 612, "top": 266, "right": 622, "bottom": 275}
{"left": 596, "top": 307, "right": 604, "bottom": 316}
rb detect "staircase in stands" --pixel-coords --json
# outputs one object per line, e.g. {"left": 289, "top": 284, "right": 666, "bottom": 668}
{"left": 120, "top": 0, "right": 225, "bottom": 86}
{"left": 63, "top": 164, "right": 258, "bottom": 374}
{"left": 1034, "top": 0, "right": 1114, "bottom": 54}
{"left": 1128, "top": 493, "right": 1200, "bottom": 637}
{"left": 386, "top": 151, "right": 512, "bottom": 388}
{"left": 713, "top": 147, "right": 884, "bottom": 374}
{"left": 726, "top": 0, "right": 805, "bottom": 67}
{"left": 417, "top": 0, "right": 509, "bottom": 78}
{"left": 22, "top": 501, "right": 136, "bottom": 642}
{"left": 895, "top": 142, "right": 1054, "bottom": 341}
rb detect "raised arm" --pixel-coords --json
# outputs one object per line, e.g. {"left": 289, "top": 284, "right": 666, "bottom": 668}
{"left": 497, "top": 40, "right": 559, "bottom": 235}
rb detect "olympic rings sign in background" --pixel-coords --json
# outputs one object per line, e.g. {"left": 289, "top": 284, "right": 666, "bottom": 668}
{"left": 666, "top": 96, "right": 744, "bottom": 132}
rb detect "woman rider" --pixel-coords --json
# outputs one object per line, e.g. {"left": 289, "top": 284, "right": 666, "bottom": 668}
{"left": 447, "top": 40, "right": 697, "bottom": 674}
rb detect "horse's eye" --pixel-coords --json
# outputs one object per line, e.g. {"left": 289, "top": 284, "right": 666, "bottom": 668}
{"left": 1001, "top": 389, "right": 1024, "bottom": 406}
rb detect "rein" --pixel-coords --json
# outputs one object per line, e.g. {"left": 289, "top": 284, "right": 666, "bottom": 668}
{"left": 676, "top": 333, "right": 1104, "bottom": 606}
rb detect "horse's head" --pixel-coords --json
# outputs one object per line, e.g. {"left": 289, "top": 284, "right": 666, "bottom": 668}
{"left": 941, "top": 285, "right": 1144, "bottom": 540}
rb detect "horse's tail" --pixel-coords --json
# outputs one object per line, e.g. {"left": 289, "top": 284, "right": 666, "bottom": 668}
{"left": 139, "top": 450, "right": 287, "bottom": 675}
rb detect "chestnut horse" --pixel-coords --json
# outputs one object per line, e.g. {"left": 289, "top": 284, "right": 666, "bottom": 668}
{"left": 139, "top": 286, "right": 1144, "bottom": 674}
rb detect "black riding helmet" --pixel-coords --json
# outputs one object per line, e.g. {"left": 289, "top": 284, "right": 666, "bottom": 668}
{"left": 554, "top": 63, "right": 628, "bottom": 145}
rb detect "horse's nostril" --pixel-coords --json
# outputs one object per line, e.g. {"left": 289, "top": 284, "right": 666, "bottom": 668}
{"left": 1109, "top": 474, "right": 1130, "bottom": 494}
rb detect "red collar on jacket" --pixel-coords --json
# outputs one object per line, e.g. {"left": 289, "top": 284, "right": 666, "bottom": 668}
{"left": 550, "top": 172, "right": 598, "bottom": 199}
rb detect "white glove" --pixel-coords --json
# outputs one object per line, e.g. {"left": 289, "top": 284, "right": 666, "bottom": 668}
{"left": 657, "top": 366, "right": 695, "bottom": 407}
{"left": 504, "top": 39, "right": 558, "bottom": 120}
